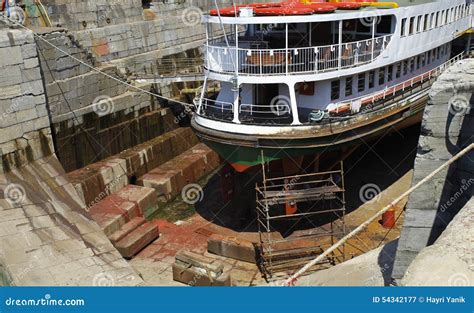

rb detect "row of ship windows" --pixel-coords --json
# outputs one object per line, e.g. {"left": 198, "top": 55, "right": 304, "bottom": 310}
{"left": 330, "top": 44, "right": 450, "bottom": 101}
{"left": 400, "top": 4, "right": 470, "bottom": 37}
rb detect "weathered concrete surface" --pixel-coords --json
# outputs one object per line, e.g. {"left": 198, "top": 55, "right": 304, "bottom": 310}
{"left": 0, "top": 156, "right": 141, "bottom": 286}
{"left": 284, "top": 240, "right": 398, "bottom": 286}
{"left": 401, "top": 198, "right": 473, "bottom": 286}
{"left": 138, "top": 143, "right": 220, "bottom": 202}
{"left": 392, "top": 59, "right": 474, "bottom": 280}
{"left": 0, "top": 28, "right": 54, "bottom": 173}
{"left": 67, "top": 127, "right": 199, "bottom": 210}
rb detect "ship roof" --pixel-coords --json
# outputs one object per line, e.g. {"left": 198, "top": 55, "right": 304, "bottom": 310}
{"left": 205, "top": 0, "right": 453, "bottom": 24}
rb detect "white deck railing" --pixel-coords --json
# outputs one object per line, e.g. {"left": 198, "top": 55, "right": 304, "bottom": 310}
{"left": 199, "top": 51, "right": 467, "bottom": 125}
{"left": 332, "top": 51, "right": 467, "bottom": 115}
{"left": 204, "top": 35, "right": 392, "bottom": 76}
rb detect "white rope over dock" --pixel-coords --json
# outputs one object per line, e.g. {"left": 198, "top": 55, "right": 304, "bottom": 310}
{"left": 284, "top": 143, "right": 474, "bottom": 286}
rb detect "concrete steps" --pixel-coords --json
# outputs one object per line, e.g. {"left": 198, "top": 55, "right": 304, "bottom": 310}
{"left": 138, "top": 143, "right": 220, "bottom": 202}
{"left": 115, "top": 222, "right": 161, "bottom": 259}
{"left": 88, "top": 184, "right": 160, "bottom": 258}
{"left": 67, "top": 127, "right": 199, "bottom": 209}
{"left": 109, "top": 217, "right": 146, "bottom": 244}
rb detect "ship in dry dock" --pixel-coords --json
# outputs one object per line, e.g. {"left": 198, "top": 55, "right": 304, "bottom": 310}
{"left": 192, "top": 0, "right": 473, "bottom": 172}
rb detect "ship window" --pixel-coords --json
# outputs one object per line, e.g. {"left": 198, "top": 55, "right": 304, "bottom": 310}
{"left": 417, "top": 16, "right": 422, "bottom": 32}
{"left": 403, "top": 60, "right": 408, "bottom": 75}
{"left": 435, "top": 12, "right": 440, "bottom": 27}
{"left": 430, "top": 13, "right": 435, "bottom": 29}
{"left": 409, "top": 17, "right": 415, "bottom": 34}
{"left": 450, "top": 8, "right": 454, "bottom": 23}
{"left": 358, "top": 74, "right": 365, "bottom": 92}
{"left": 396, "top": 63, "right": 401, "bottom": 78}
{"left": 345, "top": 77, "right": 353, "bottom": 97}
{"left": 445, "top": 10, "right": 448, "bottom": 24}
{"left": 410, "top": 58, "right": 415, "bottom": 72}
{"left": 368, "top": 71, "right": 375, "bottom": 89}
{"left": 421, "top": 54, "right": 426, "bottom": 67}
{"left": 387, "top": 65, "right": 393, "bottom": 81}
{"left": 401, "top": 18, "right": 407, "bottom": 36}
{"left": 377, "top": 16, "right": 392, "bottom": 34}
{"left": 416, "top": 56, "right": 421, "bottom": 69}
{"left": 427, "top": 51, "right": 431, "bottom": 64}
{"left": 331, "top": 80, "right": 340, "bottom": 101}
{"left": 423, "top": 14, "right": 429, "bottom": 31}
{"left": 378, "top": 67, "right": 385, "bottom": 85}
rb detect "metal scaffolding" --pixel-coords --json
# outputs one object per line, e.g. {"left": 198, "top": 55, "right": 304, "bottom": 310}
{"left": 256, "top": 159, "right": 347, "bottom": 281}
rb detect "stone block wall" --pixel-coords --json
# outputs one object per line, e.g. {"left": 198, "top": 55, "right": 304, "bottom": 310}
{"left": 24, "top": 0, "right": 145, "bottom": 30}
{"left": 36, "top": 29, "right": 178, "bottom": 172}
{"left": 0, "top": 28, "right": 54, "bottom": 173}
{"left": 392, "top": 59, "right": 474, "bottom": 281}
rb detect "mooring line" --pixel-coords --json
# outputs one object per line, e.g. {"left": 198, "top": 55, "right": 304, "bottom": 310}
{"left": 284, "top": 143, "right": 474, "bottom": 286}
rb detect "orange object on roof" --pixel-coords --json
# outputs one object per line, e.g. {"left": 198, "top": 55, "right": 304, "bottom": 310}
{"left": 255, "top": 6, "right": 315, "bottom": 16}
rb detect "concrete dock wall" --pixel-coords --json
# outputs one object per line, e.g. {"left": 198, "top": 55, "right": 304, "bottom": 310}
{"left": 392, "top": 58, "right": 474, "bottom": 281}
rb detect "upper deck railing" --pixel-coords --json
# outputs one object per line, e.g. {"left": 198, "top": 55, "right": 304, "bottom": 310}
{"left": 198, "top": 52, "right": 467, "bottom": 126}
{"left": 204, "top": 35, "right": 392, "bottom": 77}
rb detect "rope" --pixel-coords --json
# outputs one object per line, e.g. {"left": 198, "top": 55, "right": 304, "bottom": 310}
{"left": 0, "top": 15, "right": 195, "bottom": 109}
{"left": 284, "top": 143, "right": 474, "bottom": 286}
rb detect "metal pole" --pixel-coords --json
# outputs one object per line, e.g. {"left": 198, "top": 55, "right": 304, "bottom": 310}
{"left": 286, "top": 23, "right": 289, "bottom": 75}
{"left": 235, "top": 24, "right": 239, "bottom": 75}
{"left": 284, "top": 143, "right": 474, "bottom": 286}
{"left": 371, "top": 17, "right": 376, "bottom": 60}
{"left": 338, "top": 20, "right": 342, "bottom": 70}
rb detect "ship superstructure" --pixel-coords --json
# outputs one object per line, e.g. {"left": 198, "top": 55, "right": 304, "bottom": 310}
{"left": 192, "top": 0, "right": 473, "bottom": 171}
